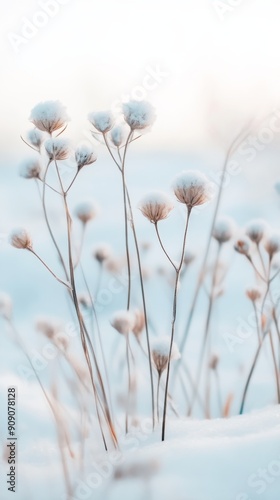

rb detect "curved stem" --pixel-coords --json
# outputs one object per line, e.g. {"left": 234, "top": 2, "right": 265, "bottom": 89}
{"left": 162, "top": 207, "right": 192, "bottom": 441}
{"left": 28, "top": 249, "right": 72, "bottom": 290}
{"left": 155, "top": 223, "right": 177, "bottom": 271}
{"left": 239, "top": 332, "right": 267, "bottom": 414}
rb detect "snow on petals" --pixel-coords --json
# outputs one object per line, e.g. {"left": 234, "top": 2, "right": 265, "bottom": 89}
{"left": 122, "top": 100, "right": 156, "bottom": 130}
{"left": 138, "top": 191, "right": 174, "bottom": 223}
{"left": 29, "top": 100, "right": 70, "bottom": 134}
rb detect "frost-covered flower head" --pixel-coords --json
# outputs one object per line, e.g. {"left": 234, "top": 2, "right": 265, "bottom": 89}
{"left": 27, "top": 128, "right": 44, "bottom": 149}
{"left": 35, "top": 317, "right": 61, "bottom": 339}
{"left": 19, "top": 158, "right": 41, "bottom": 180}
{"left": 172, "top": 170, "right": 213, "bottom": 208}
{"left": 78, "top": 293, "right": 92, "bottom": 309}
{"left": 45, "top": 138, "right": 71, "bottom": 161}
{"left": 183, "top": 250, "right": 195, "bottom": 267}
{"left": 93, "top": 243, "right": 112, "bottom": 264}
{"left": 138, "top": 191, "right": 174, "bottom": 224}
{"left": 111, "top": 310, "right": 135, "bottom": 335}
{"left": 234, "top": 237, "right": 251, "bottom": 256}
{"left": 212, "top": 216, "right": 235, "bottom": 244}
{"left": 74, "top": 201, "right": 98, "bottom": 224}
{"left": 110, "top": 125, "right": 126, "bottom": 147}
{"left": 0, "top": 293, "right": 12, "bottom": 319}
{"left": 132, "top": 309, "right": 145, "bottom": 338}
{"left": 245, "top": 219, "right": 267, "bottom": 245}
{"left": 264, "top": 232, "right": 280, "bottom": 258}
{"left": 29, "top": 100, "right": 69, "bottom": 134}
{"left": 10, "top": 228, "right": 32, "bottom": 250}
{"left": 88, "top": 111, "right": 114, "bottom": 133}
{"left": 75, "top": 144, "right": 97, "bottom": 170}
{"left": 246, "top": 287, "right": 262, "bottom": 302}
{"left": 151, "top": 336, "right": 180, "bottom": 375}
{"left": 122, "top": 100, "right": 156, "bottom": 130}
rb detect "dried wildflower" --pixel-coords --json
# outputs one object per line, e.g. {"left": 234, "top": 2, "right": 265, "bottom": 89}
{"left": 44, "top": 138, "right": 71, "bottom": 161}
{"left": 29, "top": 100, "right": 69, "bottom": 134}
{"left": 35, "top": 318, "right": 61, "bottom": 338}
{"left": 138, "top": 191, "right": 174, "bottom": 223}
{"left": 122, "top": 100, "right": 156, "bottom": 130}
{"left": 234, "top": 237, "right": 251, "bottom": 256}
{"left": 151, "top": 336, "right": 180, "bottom": 375}
{"left": 264, "top": 233, "right": 280, "bottom": 258}
{"left": 213, "top": 216, "right": 235, "bottom": 244}
{"left": 110, "top": 125, "right": 126, "bottom": 147}
{"left": 105, "top": 256, "right": 125, "bottom": 274}
{"left": 93, "top": 243, "right": 111, "bottom": 264}
{"left": 245, "top": 219, "right": 267, "bottom": 245}
{"left": 114, "top": 459, "right": 159, "bottom": 480}
{"left": 132, "top": 309, "right": 145, "bottom": 338}
{"left": 27, "top": 128, "right": 44, "bottom": 149}
{"left": 19, "top": 158, "right": 41, "bottom": 179}
{"left": 74, "top": 201, "right": 98, "bottom": 224}
{"left": 54, "top": 333, "right": 69, "bottom": 351}
{"left": 183, "top": 250, "right": 195, "bottom": 267}
{"left": 209, "top": 354, "right": 219, "bottom": 370}
{"left": 88, "top": 111, "right": 114, "bottom": 133}
{"left": 111, "top": 310, "right": 135, "bottom": 335}
{"left": 172, "top": 170, "right": 213, "bottom": 208}
{"left": 75, "top": 144, "right": 97, "bottom": 170}
{"left": 9, "top": 228, "right": 32, "bottom": 250}
{"left": 0, "top": 293, "right": 12, "bottom": 319}
{"left": 246, "top": 287, "right": 262, "bottom": 302}
{"left": 78, "top": 293, "right": 92, "bottom": 309}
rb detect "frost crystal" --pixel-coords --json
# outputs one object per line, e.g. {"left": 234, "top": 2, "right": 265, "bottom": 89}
{"left": 29, "top": 100, "right": 69, "bottom": 134}
{"left": 122, "top": 100, "right": 156, "bottom": 130}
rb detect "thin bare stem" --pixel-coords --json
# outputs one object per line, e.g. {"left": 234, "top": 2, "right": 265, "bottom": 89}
{"left": 28, "top": 249, "right": 72, "bottom": 290}
{"left": 155, "top": 223, "right": 177, "bottom": 271}
{"left": 162, "top": 207, "right": 192, "bottom": 441}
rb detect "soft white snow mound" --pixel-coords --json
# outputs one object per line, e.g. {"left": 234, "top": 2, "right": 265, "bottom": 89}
{"left": 99, "top": 406, "right": 280, "bottom": 500}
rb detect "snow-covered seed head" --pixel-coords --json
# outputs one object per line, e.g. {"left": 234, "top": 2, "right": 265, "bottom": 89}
{"left": 111, "top": 310, "right": 135, "bottom": 335}
{"left": 172, "top": 170, "right": 213, "bottom": 208}
{"left": 212, "top": 216, "right": 235, "bottom": 244}
{"left": 75, "top": 144, "right": 97, "bottom": 170}
{"left": 93, "top": 243, "right": 111, "bottom": 264}
{"left": 183, "top": 250, "right": 195, "bottom": 267}
{"left": 74, "top": 201, "right": 98, "bottom": 225}
{"left": 122, "top": 100, "right": 156, "bottom": 130}
{"left": 35, "top": 318, "right": 61, "bottom": 338}
{"left": 88, "top": 111, "right": 114, "bottom": 133}
{"left": 78, "top": 293, "right": 92, "bottom": 309}
{"left": 0, "top": 293, "right": 12, "bottom": 319}
{"left": 245, "top": 219, "right": 267, "bottom": 245}
{"left": 29, "top": 100, "right": 69, "bottom": 134}
{"left": 27, "top": 128, "right": 44, "bottom": 149}
{"left": 264, "top": 233, "right": 280, "bottom": 258}
{"left": 209, "top": 354, "right": 219, "bottom": 370}
{"left": 151, "top": 336, "right": 181, "bottom": 375}
{"left": 234, "top": 237, "right": 250, "bottom": 256}
{"left": 132, "top": 309, "right": 145, "bottom": 338}
{"left": 110, "top": 125, "right": 126, "bottom": 147}
{"left": 19, "top": 158, "right": 41, "bottom": 180}
{"left": 138, "top": 191, "right": 174, "bottom": 224}
{"left": 10, "top": 228, "right": 32, "bottom": 250}
{"left": 246, "top": 287, "right": 262, "bottom": 302}
{"left": 45, "top": 138, "right": 71, "bottom": 161}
